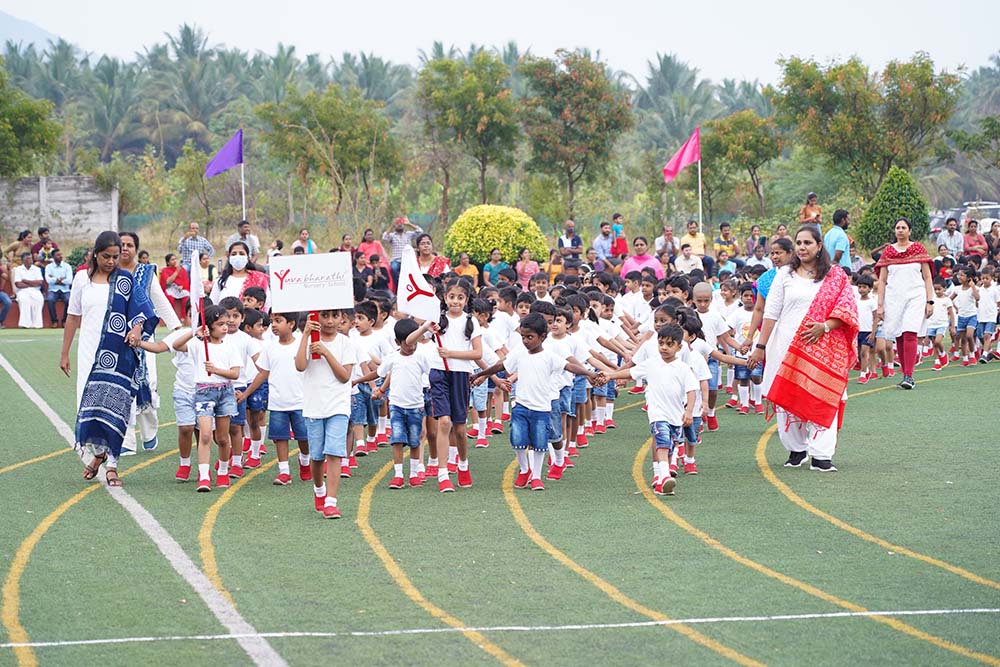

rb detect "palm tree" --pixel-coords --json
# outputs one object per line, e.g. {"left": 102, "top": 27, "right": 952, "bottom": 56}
{"left": 635, "top": 53, "right": 719, "bottom": 151}
{"left": 251, "top": 43, "right": 300, "bottom": 104}
{"left": 494, "top": 40, "right": 529, "bottom": 98}
{"left": 89, "top": 56, "right": 148, "bottom": 160}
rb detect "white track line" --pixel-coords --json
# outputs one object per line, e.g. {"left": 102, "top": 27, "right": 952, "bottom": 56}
{"left": 0, "top": 353, "right": 286, "bottom": 667}
{"left": 3, "top": 608, "right": 998, "bottom": 649}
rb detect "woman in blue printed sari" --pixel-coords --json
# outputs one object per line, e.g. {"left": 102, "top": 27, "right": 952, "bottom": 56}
{"left": 59, "top": 232, "right": 158, "bottom": 486}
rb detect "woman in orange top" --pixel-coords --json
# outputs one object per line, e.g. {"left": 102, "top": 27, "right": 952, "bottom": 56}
{"left": 453, "top": 252, "right": 480, "bottom": 287}
{"left": 799, "top": 192, "right": 822, "bottom": 226}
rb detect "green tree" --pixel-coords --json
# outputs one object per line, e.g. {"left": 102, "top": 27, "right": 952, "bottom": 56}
{"left": 950, "top": 115, "right": 1000, "bottom": 171}
{"left": 705, "top": 110, "right": 782, "bottom": 216}
{"left": 855, "top": 166, "right": 929, "bottom": 249}
{"left": 0, "top": 60, "right": 61, "bottom": 178}
{"left": 416, "top": 51, "right": 519, "bottom": 204}
{"left": 773, "top": 53, "right": 961, "bottom": 198}
{"left": 520, "top": 49, "right": 633, "bottom": 217}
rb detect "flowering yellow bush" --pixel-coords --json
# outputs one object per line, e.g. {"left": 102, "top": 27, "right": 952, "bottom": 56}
{"left": 444, "top": 205, "right": 550, "bottom": 266}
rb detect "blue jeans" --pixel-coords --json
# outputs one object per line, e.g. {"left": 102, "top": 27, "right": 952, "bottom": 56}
{"left": 390, "top": 405, "right": 424, "bottom": 448}
{"left": 390, "top": 259, "right": 402, "bottom": 289}
{"left": 651, "top": 421, "right": 682, "bottom": 452}
{"left": 510, "top": 403, "right": 549, "bottom": 452}
{"left": 306, "top": 414, "right": 349, "bottom": 460}
{"left": 45, "top": 290, "right": 69, "bottom": 323}
{"left": 194, "top": 383, "right": 237, "bottom": 418}
{"left": 0, "top": 291, "right": 10, "bottom": 325}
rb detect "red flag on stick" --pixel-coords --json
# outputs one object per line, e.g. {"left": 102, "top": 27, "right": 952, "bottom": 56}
{"left": 662, "top": 127, "right": 701, "bottom": 183}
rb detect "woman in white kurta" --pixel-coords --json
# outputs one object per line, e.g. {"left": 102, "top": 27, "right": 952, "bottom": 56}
{"left": 13, "top": 253, "right": 44, "bottom": 328}
{"left": 209, "top": 241, "right": 269, "bottom": 309}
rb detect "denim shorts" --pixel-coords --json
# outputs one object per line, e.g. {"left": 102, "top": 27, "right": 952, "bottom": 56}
{"left": 470, "top": 381, "right": 488, "bottom": 412}
{"left": 558, "top": 385, "right": 575, "bottom": 417}
{"left": 734, "top": 362, "right": 763, "bottom": 381}
{"left": 231, "top": 385, "right": 248, "bottom": 426}
{"left": 372, "top": 376, "right": 388, "bottom": 410}
{"left": 651, "top": 421, "right": 683, "bottom": 451}
{"left": 857, "top": 332, "right": 874, "bottom": 348}
{"left": 510, "top": 403, "right": 550, "bottom": 451}
{"left": 247, "top": 381, "right": 269, "bottom": 412}
{"left": 957, "top": 314, "right": 979, "bottom": 331}
{"left": 925, "top": 327, "right": 946, "bottom": 339}
{"left": 306, "top": 414, "right": 349, "bottom": 460}
{"left": 351, "top": 389, "right": 373, "bottom": 425}
{"left": 423, "top": 387, "right": 432, "bottom": 416}
{"left": 487, "top": 369, "right": 506, "bottom": 391}
{"left": 683, "top": 416, "right": 703, "bottom": 445}
{"left": 548, "top": 398, "right": 563, "bottom": 444}
{"left": 268, "top": 409, "right": 307, "bottom": 442}
{"left": 875, "top": 322, "right": 888, "bottom": 340}
{"left": 707, "top": 356, "right": 720, "bottom": 388}
{"left": 194, "top": 383, "right": 237, "bottom": 418}
{"left": 976, "top": 321, "right": 996, "bottom": 339}
{"left": 572, "top": 374, "right": 588, "bottom": 405}
{"left": 173, "top": 388, "right": 196, "bottom": 427}
{"left": 390, "top": 405, "right": 424, "bottom": 449}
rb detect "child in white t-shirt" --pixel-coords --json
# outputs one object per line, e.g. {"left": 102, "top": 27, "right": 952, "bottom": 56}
{"left": 296, "top": 309, "right": 357, "bottom": 519}
{"left": 725, "top": 283, "right": 763, "bottom": 414}
{"left": 927, "top": 280, "right": 956, "bottom": 369}
{"left": 976, "top": 267, "right": 1000, "bottom": 361}
{"left": 219, "top": 296, "right": 258, "bottom": 479}
{"left": 692, "top": 282, "right": 736, "bottom": 432}
{"left": 854, "top": 276, "right": 880, "bottom": 382}
{"left": 139, "top": 327, "right": 195, "bottom": 482}
{"left": 950, "top": 267, "right": 980, "bottom": 365}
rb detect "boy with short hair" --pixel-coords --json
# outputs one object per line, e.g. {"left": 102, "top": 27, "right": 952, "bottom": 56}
{"left": 725, "top": 283, "right": 763, "bottom": 414}
{"left": 529, "top": 272, "right": 552, "bottom": 303}
{"left": 242, "top": 286, "right": 267, "bottom": 312}
{"left": 928, "top": 280, "right": 956, "bottom": 370}
{"left": 854, "top": 275, "right": 879, "bottom": 383}
{"left": 976, "top": 267, "right": 1000, "bottom": 362}
{"left": 692, "top": 282, "right": 735, "bottom": 430}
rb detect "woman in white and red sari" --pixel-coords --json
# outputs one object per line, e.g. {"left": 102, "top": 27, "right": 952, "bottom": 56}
{"left": 748, "top": 227, "right": 858, "bottom": 472}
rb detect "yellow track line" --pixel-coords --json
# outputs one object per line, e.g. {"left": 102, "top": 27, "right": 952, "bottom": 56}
{"left": 198, "top": 458, "right": 280, "bottom": 604}
{"left": 501, "top": 461, "right": 764, "bottom": 666}
{"left": 631, "top": 440, "right": 1000, "bottom": 666}
{"left": 2, "top": 448, "right": 177, "bottom": 667}
{"left": 357, "top": 459, "right": 526, "bottom": 667}
{"left": 756, "top": 367, "right": 1000, "bottom": 592}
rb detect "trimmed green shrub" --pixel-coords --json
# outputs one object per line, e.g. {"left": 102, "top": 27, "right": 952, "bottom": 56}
{"left": 443, "top": 205, "right": 550, "bottom": 265}
{"left": 855, "top": 166, "right": 929, "bottom": 249}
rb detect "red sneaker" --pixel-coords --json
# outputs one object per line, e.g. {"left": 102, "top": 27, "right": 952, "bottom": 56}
{"left": 230, "top": 463, "right": 244, "bottom": 478}
{"left": 706, "top": 415, "right": 719, "bottom": 431}
{"left": 501, "top": 412, "right": 511, "bottom": 421}
{"left": 683, "top": 461, "right": 699, "bottom": 475}
{"left": 474, "top": 437, "right": 489, "bottom": 448}
{"left": 755, "top": 403, "right": 764, "bottom": 415}
{"left": 466, "top": 427, "right": 479, "bottom": 439}
{"left": 196, "top": 476, "right": 212, "bottom": 492}
{"left": 388, "top": 476, "right": 405, "bottom": 489}
{"left": 676, "top": 444, "right": 686, "bottom": 460}
{"left": 668, "top": 462, "right": 678, "bottom": 477}
{"left": 242, "top": 438, "right": 251, "bottom": 453}
{"left": 932, "top": 361, "right": 942, "bottom": 371}
{"left": 563, "top": 456, "right": 575, "bottom": 469}
{"left": 355, "top": 444, "right": 368, "bottom": 457}
{"left": 922, "top": 348, "right": 934, "bottom": 358}
{"left": 852, "top": 360, "right": 862, "bottom": 371}
{"left": 726, "top": 385, "right": 734, "bottom": 394}
{"left": 299, "top": 462, "right": 312, "bottom": 481}
{"left": 175, "top": 465, "right": 191, "bottom": 482}
{"left": 375, "top": 433, "right": 389, "bottom": 447}
{"left": 530, "top": 478, "right": 545, "bottom": 491}
{"left": 738, "top": 406, "right": 749, "bottom": 415}
{"left": 656, "top": 477, "right": 676, "bottom": 496}
{"left": 457, "top": 468, "right": 472, "bottom": 488}
{"left": 216, "top": 474, "right": 230, "bottom": 489}
{"left": 641, "top": 404, "right": 648, "bottom": 412}
{"left": 940, "top": 356, "right": 950, "bottom": 368}
{"left": 567, "top": 445, "right": 580, "bottom": 457}
{"left": 418, "top": 470, "right": 427, "bottom": 483}
{"left": 857, "top": 373, "right": 869, "bottom": 384}
{"left": 273, "top": 472, "right": 292, "bottom": 486}
{"left": 605, "top": 419, "right": 617, "bottom": 429}
{"left": 322, "top": 505, "right": 341, "bottom": 519}
{"left": 628, "top": 385, "right": 644, "bottom": 394}
{"left": 340, "top": 466, "right": 351, "bottom": 478}
{"left": 584, "top": 425, "right": 594, "bottom": 437}
{"left": 409, "top": 474, "right": 423, "bottom": 487}
{"left": 546, "top": 463, "right": 564, "bottom": 480}
{"left": 576, "top": 433, "right": 589, "bottom": 448}
{"left": 349, "top": 455, "right": 358, "bottom": 469}
{"left": 489, "top": 421, "right": 504, "bottom": 435}
{"left": 243, "top": 456, "right": 261, "bottom": 469}
{"left": 260, "top": 443, "right": 268, "bottom": 455}
{"left": 425, "top": 464, "right": 439, "bottom": 477}
{"left": 438, "top": 478, "right": 455, "bottom": 493}
{"left": 594, "top": 423, "right": 607, "bottom": 434}
{"left": 726, "top": 397, "right": 739, "bottom": 409}
{"left": 881, "top": 365, "right": 891, "bottom": 378}
{"left": 651, "top": 476, "right": 660, "bottom": 488}
{"left": 447, "top": 461, "right": 458, "bottom": 473}
{"left": 961, "top": 360, "right": 971, "bottom": 367}
{"left": 314, "top": 494, "right": 324, "bottom": 512}
{"left": 514, "top": 470, "right": 531, "bottom": 488}
{"left": 367, "top": 439, "right": 380, "bottom": 453}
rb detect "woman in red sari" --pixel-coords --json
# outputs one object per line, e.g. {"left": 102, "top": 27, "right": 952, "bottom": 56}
{"left": 414, "top": 233, "right": 451, "bottom": 278}
{"left": 160, "top": 252, "right": 190, "bottom": 324}
{"left": 748, "top": 227, "right": 858, "bottom": 472}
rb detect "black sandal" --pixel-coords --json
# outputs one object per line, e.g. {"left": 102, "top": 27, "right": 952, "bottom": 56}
{"left": 105, "top": 469, "right": 123, "bottom": 487}
{"left": 83, "top": 453, "right": 107, "bottom": 481}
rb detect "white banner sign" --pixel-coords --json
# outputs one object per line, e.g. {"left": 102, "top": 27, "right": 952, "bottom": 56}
{"left": 268, "top": 252, "right": 354, "bottom": 313}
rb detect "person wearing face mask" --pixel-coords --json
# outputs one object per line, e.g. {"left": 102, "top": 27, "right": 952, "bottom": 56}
{"left": 210, "top": 241, "right": 269, "bottom": 308}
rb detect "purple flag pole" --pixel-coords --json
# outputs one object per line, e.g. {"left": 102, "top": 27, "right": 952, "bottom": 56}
{"left": 205, "top": 128, "right": 246, "bottom": 221}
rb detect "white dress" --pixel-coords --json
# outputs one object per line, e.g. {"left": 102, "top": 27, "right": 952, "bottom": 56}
{"left": 68, "top": 271, "right": 111, "bottom": 406}
{"left": 761, "top": 268, "right": 822, "bottom": 396}
{"left": 882, "top": 261, "right": 926, "bottom": 339}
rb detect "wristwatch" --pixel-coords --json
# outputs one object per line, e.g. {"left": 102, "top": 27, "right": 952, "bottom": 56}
{"left": 755, "top": 343, "right": 766, "bottom": 350}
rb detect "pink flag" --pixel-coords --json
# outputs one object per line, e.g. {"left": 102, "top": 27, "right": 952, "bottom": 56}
{"left": 662, "top": 127, "right": 701, "bottom": 183}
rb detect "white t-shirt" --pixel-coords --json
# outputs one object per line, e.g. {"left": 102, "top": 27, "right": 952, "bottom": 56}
{"left": 977, "top": 284, "right": 999, "bottom": 322}
{"left": 491, "top": 311, "right": 516, "bottom": 351}
{"left": 188, "top": 334, "right": 242, "bottom": 385}
{"left": 856, "top": 296, "right": 878, "bottom": 332}
{"left": 302, "top": 333, "right": 357, "bottom": 419}
{"left": 416, "top": 343, "right": 437, "bottom": 389}
{"left": 926, "top": 296, "right": 952, "bottom": 329}
{"left": 163, "top": 328, "right": 195, "bottom": 394}
{"left": 429, "top": 313, "right": 482, "bottom": 373}
{"left": 952, "top": 286, "right": 978, "bottom": 317}
{"left": 228, "top": 330, "right": 259, "bottom": 386}
{"left": 632, "top": 336, "right": 659, "bottom": 366}
{"left": 480, "top": 328, "right": 502, "bottom": 368}
{"left": 679, "top": 337, "right": 715, "bottom": 365}
{"left": 697, "top": 308, "right": 732, "bottom": 349}
{"left": 255, "top": 334, "right": 304, "bottom": 411}
{"left": 630, "top": 357, "right": 698, "bottom": 425}
{"left": 350, "top": 329, "right": 391, "bottom": 383}
{"left": 684, "top": 345, "right": 712, "bottom": 414}
{"left": 378, "top": 350, "right": 430, "bottom": 410}
{"left": 544, "top": 336, "right": 574, "bottom": 389}
{"left": 727, "top": 307, "right": 755, "bottom": 348}
{"left": 503, "top": 347, "right": 567, "bottom": 412}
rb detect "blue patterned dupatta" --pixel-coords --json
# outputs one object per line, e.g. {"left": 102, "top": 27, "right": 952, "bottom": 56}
{"left": 131, "top": 262, "right": 158, "bottom": 409}
{"left": 75, "top": 269, "right": 158, "bottom": 459}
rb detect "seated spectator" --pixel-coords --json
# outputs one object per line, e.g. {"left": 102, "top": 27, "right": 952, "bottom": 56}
{"left": 44, "top": 248, "right": 72, "bottom": 327}
{"left": 674, "top": 244, "right": 704, "bottom": 274}
{"left": 13, "top": 252, "right": 44, "bottom": 328}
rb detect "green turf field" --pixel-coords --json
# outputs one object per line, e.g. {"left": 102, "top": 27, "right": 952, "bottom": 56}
{"left": 0, "top": 328, "right": 997, "bottom": 667}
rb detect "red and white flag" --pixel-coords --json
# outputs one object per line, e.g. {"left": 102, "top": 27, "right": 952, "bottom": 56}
{"left": 396, "top": 245, "right": 441, "bottom": 323}
{"left": 662, "top": 127, "right": 701, "bottom": 183}
{"left": 188, "top": 255, "right": 203, "bottom": 331}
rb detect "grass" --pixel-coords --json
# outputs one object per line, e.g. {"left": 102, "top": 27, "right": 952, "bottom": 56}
{"left": 0, "top": 327, "right": 997, "bottom": 666}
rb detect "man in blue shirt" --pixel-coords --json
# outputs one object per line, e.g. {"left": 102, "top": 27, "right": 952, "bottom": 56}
{"left": 44, "top": 248, "right": 72, "bottom": 326}
{"left": 824, "top": 209, "right": 853, "bottom": 273}
{"left": 592, "top": 221, "right": 620, "bottom": 268}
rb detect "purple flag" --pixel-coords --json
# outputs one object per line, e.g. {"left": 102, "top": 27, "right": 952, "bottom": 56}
{"left": 204, "top": 129, "right": 243, "bottom": 178}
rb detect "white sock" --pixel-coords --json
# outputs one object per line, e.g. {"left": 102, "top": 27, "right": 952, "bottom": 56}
{"left": 379, "top": 416, "right": 388, "bottom": 433}
{"left": 198, "top": 463, "right": 210, "bottom": 480}
{"left": 553, "top": 447, "right": 565, "bottom": 466}
{"left": 707, "top": 407, "right": 716, "bottom": 417}
{"left": 515, "top": 450, "right": 529, "bottom": 473}
{"left": 355, "top": 439, "right": 365, "bottom": 454}
{"left": 529, "top": 450, "right": 546, "bottom": 479}
{"left": 577, "top": 426, "right": 584, "bottom": 435}
{"left": 595, "top": 406, "right": 605, "bottom": 425}
{"left": 366, "top": 434, "right": 376, "bottom": 445}
{"left": 751, "top": 382, "right": 762, "bottom": 404}
{"left": 502, "top": 401, "right": 510, "bottom": 415}
{"left": 297, "top": 453, "right": 309, "bottom": 466}
{"left": 325, "top": 496, "right": 337, "bottom": 507}
{"left": 448, "top": 446, "right": 458, "bottom": 464}
{"left": 179, "top": 456, "right": 191, "bottom": 467}
{"left": 313, "top": 483, "right": 326, "bottom": 497}
{"left": 478, "top": 417, "right": 487, "bottom": 435}
{"left": 438, "top": 465, "right": 449, "bottom": 481}
{"left": 217, "top": 460, "right": 229, "bottom": 476}
{"left": 250, "top": 439, "right": 262, "bottom": 457}
{"left": 738, "top": 384, "right": 749, "bottom": 407}
{"left": 670, "top": 450, "right": 678, "bottom": 466}
{"left": 410, "top": 459, "right": 421, "bottom": 476}
{"left": 685, "top": 455, "right": 695, "bottom": 464}
{"left": 606, "top": 403, "right": 615, "bottom": 420}
{"left": 278, "top": 460, "right": 290, "bottom": 475}
{"left": 428, "top": 457, "right": 438, "bottom": 468}
{"left": 393, "top": 463, "right": 403, "bottom": 477}
{"left": 636, "top": 378, "right": 644, "bottom": 388}
{"left": 457, "top": 459, "right": 469, "bottom": 471}
{"left": 230, "top": 455, "right": 241, "bottom": 467}
{"left": 653, "top": 460, "right": 663, "bottom": 480}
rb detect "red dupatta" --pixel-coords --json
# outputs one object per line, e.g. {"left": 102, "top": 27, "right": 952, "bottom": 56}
{"left": 873, "top": 242, "right": 933, "bottom": 276}
{"left": 767, "top": 267, "right": 859, "bottom": 430}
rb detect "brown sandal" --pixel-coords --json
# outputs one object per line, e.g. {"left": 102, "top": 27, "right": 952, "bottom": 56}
{"left": 83, "top": 453, "right": 107, "bottom": 481}
{"left": 105, "top": 469, "right": 123, "bottom": 487}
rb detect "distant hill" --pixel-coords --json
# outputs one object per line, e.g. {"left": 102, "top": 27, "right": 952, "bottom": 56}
{"left": 0, "top": 10, "right": 59, "bottom": 50}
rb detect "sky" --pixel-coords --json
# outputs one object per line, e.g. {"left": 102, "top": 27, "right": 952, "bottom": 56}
{"left": 3, "top": 0, "right": 999, "bottom": 83}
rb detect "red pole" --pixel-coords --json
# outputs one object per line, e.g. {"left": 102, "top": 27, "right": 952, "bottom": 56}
{"left": 309, "top": 311, "right": 320, "bottom": 359}
{"left": 199, "top": 300, "right": 210, "bottom": 362}
{"left": 434, "top": 332, "right": 450, "bottom": 372}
